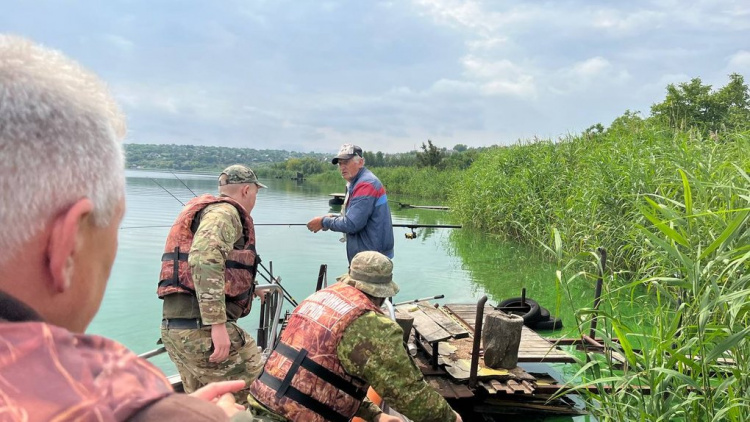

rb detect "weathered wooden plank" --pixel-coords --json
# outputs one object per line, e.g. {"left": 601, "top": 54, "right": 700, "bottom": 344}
{"left": 480, "top": 381, "right": 497, "bottom": 394}
{"left": 443, "top": 303, "right": 576, "bottom": 363}
{"left": 407, "top": 306, "right": 452, "bottom": 343}
{"left": 417, "top": 303, "right": 469, "bottom": 339}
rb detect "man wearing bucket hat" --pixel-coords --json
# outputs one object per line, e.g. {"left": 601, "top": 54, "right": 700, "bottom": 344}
{"left": 246, "top": 251, "right": 462, "bottom": 422}
{"left": 307, "top": 144, "right": 395, "bottom": 263}
{"left": 159, "top": 164, "right": 267, "bottom": 403}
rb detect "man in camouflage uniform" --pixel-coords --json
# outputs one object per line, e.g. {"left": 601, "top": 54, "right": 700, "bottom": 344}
{"left": 245, "top": 251, "right": 463, "bottom": 422}
{"left": 159, "top": 165, "right": 266, "bottom": 404}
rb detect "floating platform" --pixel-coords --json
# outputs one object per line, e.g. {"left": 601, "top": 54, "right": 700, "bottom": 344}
{"left": 394, "top": 301, "right": 587, "bottom": 418}
{"left": 398, "top": 202, "right": 449, "bottom": 211}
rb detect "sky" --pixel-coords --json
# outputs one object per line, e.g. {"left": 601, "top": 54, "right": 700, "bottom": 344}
{"left": 2, "top": 0, "right": 749, "bottom": 153}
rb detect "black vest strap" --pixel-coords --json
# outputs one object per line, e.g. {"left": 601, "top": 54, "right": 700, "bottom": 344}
{"left": 161, "top": 251, "right": 189, "bottom": 262}
{"left": 162, "top": 252, "right": 256, "bottom": 273}
{"left": 258, "top": 372, "right": 350, "bottom": 422}
{"left": 274, "top": 342, "right": 367, "bottom": 400}
{"left": 276, "top": 347, "right": 308, "bottom": 399}
{"left": 225, "top": 260, "right": 256, "bottom": 271}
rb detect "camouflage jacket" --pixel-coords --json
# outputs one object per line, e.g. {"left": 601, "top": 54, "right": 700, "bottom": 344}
{"left": 0, "top": 290, "right": 174, "bottom": 421}
{"left": 248, "top": 309, "right": 455, "bottom": 422}
{"left": 338, "top": 311, "right": 456, "bottom": 422}
{"left": 162, "top": 198, "right": 252, "bottom": 325}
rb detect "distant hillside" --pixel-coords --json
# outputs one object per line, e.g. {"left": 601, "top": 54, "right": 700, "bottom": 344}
{"left": 124, "top": 143, "right": 330, "bottom": 171}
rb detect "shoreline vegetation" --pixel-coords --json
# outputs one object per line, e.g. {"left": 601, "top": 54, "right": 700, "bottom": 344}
{"left": 125, "top": 75, "right": 749, "bottom": 420}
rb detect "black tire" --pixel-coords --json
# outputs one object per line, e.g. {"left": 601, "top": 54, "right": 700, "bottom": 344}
{"left": 533, "top": 316, "right": 563, "bottom": 330}
{"left": 496, "top": 297, "right": 542, "bottom": 324}
{"left": 539, "top": 307, "right": 550, "bottom": 321}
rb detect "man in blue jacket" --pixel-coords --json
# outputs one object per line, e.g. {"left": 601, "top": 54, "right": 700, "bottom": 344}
{"left": 307, "top": 144, "right": 395, "bottom": 263}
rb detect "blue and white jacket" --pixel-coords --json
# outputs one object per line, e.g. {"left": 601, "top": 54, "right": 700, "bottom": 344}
{"left": 322, "top": 167, "right": 394, "bottom": 263}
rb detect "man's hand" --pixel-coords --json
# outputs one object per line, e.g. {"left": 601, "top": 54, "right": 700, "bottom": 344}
{"left": 189, "top": 380, "right": 246, "bottom": 417}
{"left": 454, "top": 410, "right": 463, "bottom": 422}
{"left": 375, "top": 413, "right": 401, "bottom": 422}
{"left": 210, "top": 323, "right": 231, "bottom": 363}
{"left": 306, "top": 216, "right": 325, "bottom": 233}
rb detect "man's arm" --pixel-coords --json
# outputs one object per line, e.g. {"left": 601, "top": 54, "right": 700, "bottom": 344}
{"left": 337, "top": 312, "right": 456, "bottom": 422}
{"left": 130, "top": 395, "right": 253, "bottom": 422}
{"left": 188, "top": 203, "right": 243, "bottom": 362}
{"left": 322, "top": 183, "right": 378, "bottom": 234}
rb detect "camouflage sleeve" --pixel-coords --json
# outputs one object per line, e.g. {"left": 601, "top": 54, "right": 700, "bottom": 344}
{"left": 338, "top": 312, "right": 455, "bottom": 422}
{"left": 188, "top": 203, "right": 243, "bottom": 325}
{"left": 354, "top": 397, "right": 382, "bottom": 422}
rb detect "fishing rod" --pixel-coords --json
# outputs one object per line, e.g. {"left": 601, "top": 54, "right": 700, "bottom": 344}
{"left": 394, "top": 294, "right": 445, "bottom": 306}
{"left": 171, "top": 171, "right": 198, "bottom": 197}
{"left": 151, "top": 178, "right": 185, "bottom": 206}
{"left": 254, "top": 223, "right": 462, "bottom": 229}
{"left": 256, "top": 260, "right": 299, "bottom": 307}
{"left": 122, "top": 223, "right": 462, "bottom": 230}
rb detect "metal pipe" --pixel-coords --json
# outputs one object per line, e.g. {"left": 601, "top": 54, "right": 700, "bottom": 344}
{"left": 469, "top": 295, "right": 488, "bottom": 389}
{"left": 315, "top": 264, "right": 327, "bottom": 292}
{"left": 383, "top": 299, "right": 396, "bottom": 321}
{"left": 257, "top": 300, "right": 267, "bottom": 350}
{"left": 255, "top": 284, "right": 286, "bottom": 350}
{"left": 138, "top": 347, "right": 167, "bottom": 359}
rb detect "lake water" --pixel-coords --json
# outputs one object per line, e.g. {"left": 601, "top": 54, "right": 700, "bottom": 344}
{"left": 89, "top": 169, "right": 594, "bottom": 421}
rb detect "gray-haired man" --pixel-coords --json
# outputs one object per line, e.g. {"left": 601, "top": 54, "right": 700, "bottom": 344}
{"left": 307, "top": 144, "right": 395, "bottom": 263}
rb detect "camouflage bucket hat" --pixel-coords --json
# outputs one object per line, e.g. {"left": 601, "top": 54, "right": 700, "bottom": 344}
{"left": 219, "top": 164, "right": 267, "bottom": 188}
{"left": 337, "top": 251, "right": 399, "bottom": 298}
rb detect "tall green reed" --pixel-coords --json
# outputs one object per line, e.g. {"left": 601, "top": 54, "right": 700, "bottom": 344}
{"left": 553, "top": 167, "right": 749, "bottom": 421}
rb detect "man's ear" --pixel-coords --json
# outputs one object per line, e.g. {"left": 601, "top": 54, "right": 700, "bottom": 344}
{"left": 47, "top": 198, "right": 94, "bottom": 293}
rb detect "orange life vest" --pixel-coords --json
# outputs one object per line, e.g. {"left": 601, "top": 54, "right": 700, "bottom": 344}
{"left": 0, "top": 321, "right": 173, "bottom": 421}
{"left": 157, "top": 194, "right": 257, "bottom": 318}
{"left": 249, "top": 283, "right": 382, "bottom": 422}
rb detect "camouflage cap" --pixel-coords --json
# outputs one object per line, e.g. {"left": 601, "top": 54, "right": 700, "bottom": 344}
{"left": 219, "top": 164, "right": 267, "bottom": 188}
{"left": 337, "top": 251, "right": 399, "bottom": 298}
{"left": 331, "top": 143, "right": 363, "bottom": 164}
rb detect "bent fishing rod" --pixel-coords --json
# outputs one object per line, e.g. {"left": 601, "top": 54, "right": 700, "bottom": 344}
{"left": 122, "top": 222, "right": 462, "bottom": 230}
{"left": 257, "top": 223, "right": 462, "bottom": 229}
{"left": 130, "top": 176, "right": 463, "bottom": 231}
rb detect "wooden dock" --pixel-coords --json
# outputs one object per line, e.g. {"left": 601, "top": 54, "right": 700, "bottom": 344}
{"left": 443, "top": 303, "right": 575, "bottom": 363}
{"left": 395, "top": 301, "right": 587, "bottom": 417}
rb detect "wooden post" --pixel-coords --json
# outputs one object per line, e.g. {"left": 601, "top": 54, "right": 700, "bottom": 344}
{"left": 395, "top": 314, "right": 414, "bottom": 344}
{"left": 482, "top": 311, "right": 524, "bottom": 369}
{"left": 469, "top": 296, "right": 488, "bottom": 389}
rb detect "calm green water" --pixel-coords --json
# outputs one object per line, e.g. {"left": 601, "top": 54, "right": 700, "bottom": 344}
{"left": 89, "top": 170, "right": 596, "bottom": 420}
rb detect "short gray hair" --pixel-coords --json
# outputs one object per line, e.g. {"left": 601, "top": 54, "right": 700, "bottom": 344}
{"left": 0, "top": 36, "right": 126, "bottom": 260}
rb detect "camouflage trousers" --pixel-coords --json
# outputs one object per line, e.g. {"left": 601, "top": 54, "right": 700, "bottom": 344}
{"left": 160, "top": 321, "right": 262, "bottom": 405}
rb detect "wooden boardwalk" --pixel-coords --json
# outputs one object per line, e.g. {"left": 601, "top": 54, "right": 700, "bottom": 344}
{"left": 443, "top": 303, "right": 576, "bottom": 363}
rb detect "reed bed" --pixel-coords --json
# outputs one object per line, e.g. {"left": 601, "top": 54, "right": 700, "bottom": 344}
{"left": 449, "top": 125, "right": 749, "bottom": 420}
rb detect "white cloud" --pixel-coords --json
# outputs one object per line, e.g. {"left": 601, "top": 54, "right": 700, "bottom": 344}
{"left": 727, "top": 50, "right": 750, "bottom": 73}
{"left": 104, "top": 34, "right": 134, "bottom": 51}
{"left": 571, "top": 57, "right": 612, "bottom": 78}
